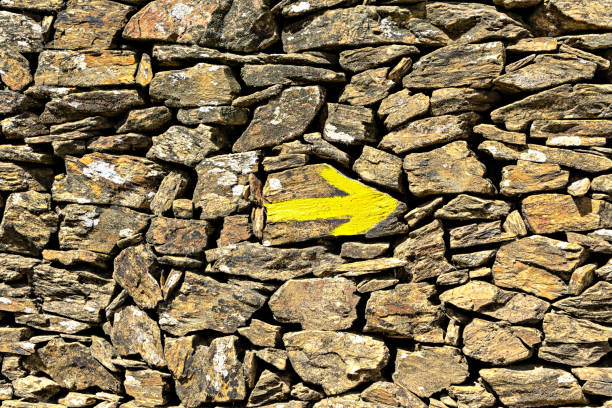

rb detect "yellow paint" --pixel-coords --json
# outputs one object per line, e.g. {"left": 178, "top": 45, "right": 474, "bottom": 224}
{"left": 265, "top": 165, "right": 399, "bottom": 236}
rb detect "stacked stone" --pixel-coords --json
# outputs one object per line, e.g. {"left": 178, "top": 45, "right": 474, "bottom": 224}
{"left": 0, "top": 0, "right": 611, "bottom": 407}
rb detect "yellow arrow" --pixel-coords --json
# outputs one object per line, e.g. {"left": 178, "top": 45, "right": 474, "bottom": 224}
{"left": 265, "top": 164, "right": 399, "bottom": 236}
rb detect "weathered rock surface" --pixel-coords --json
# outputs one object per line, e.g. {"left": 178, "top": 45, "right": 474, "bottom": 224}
{"left": 111, "top": 305, "right": 166, "bottom": 367}
{"left": 284, "top": 330, "right": 389, "bottom": 395}
{"left": 113, "top": 245, "right": 162, "bottom": 310}
{"left": 146, "top": 125, "right": 224, "bottom": 167}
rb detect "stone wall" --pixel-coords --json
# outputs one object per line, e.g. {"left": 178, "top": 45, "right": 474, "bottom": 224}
{"left": 0, "top": 0, "right": 611, "bottom": 407}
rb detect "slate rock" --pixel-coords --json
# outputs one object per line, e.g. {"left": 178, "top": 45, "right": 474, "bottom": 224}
{"left": 339, "top": 67, "right": 395, "bottom": 106}
{"left": 281, "top": 6, "right": 448, "bottom": 53}
{"left": 0, "top": 191, "right": 56, "bottom": 257}
{"left": 553, "top": 281, "right": 612, "bottom": 324}
{"left": 193, "top": 151, "right": 260, "bottom": 219}
{"left": 238, "top": 319, "right": 281, "bottom": 348}
{"left": 403, "top": 42, "right": 504, "bottom": 89}
{"left": 269, "top": 277, "right": 359, "bottom": 331}
{"left": 491, "top": 84, "right": 612, "bottom": 131}
{"left": 58, "top": 204, "right": 150, "bottom": 254}
{"left": 49, "top": 0, "right": 134, "bottom": 50}
{"left": 435, "top": 195, "right": 511, "bottom": 221}
{"left": 124, "top": 369, "right": 170, "bottom": 407}
{"left": 158, "top": 272, "right": 266, "bottom": 336}
{"left": 500, "top": 160, "right": 569, "bottom": 195}
{"left": 378, "top": 90, "right": 430, "bottom": 130}
{"left": 323, "top": 103, "right": 376, "bottom": 146}
{"left": 284, "top": 330, "right": 389, "bottom": 395}
{"left": 111, "top": 306, "right": 166, "bottom": 368}
{"left": 12, "top": 375, "right": 61, "bottom": 401}
{"left": 147, "top": 125, "right": 224, "bottom": 167}
{"left": 0, "top": 11, "right": 43, "bottom": 52}
{"left": 339, "top": 45, "right": 418, "bottom": 73}
{"left": 430, "top": 88, "right": 501, "bottom": 116}
{"left": 530, "top": 0, "right": 612, "bottom": 36}
{"left": 404, "top": 141, "right": 495, "bottom": 197}
{"left": 117, "top": 107, "right": 172, "bottom": 134}
{"left": 440, "top": 280, "right": 550, "bottom": 324}
{"left": 241, "top": 64, "right": 345, "bottom": 87}
{"left": 353, "top": 146, "right": 403, "bottom": 192}
{"left": 150, "top": 63, "right": 241, "bottom": 108}
{"left": 1, "top": 113, "right": 47, "bottom": 141}
{"left": 480, "top": 366, "right": 586, "bottom": 407}
{"left": 234, "top": 86, "right": 325, "bottom": 152}
{"left": 52, "top": 153, "right": 166, "bottom": 210}
{"left": 207, "top": 243, "right": 343, "bottom": 281}
{"left": 177, "top": 106, "right": 249, "bottom": 126}
{"left": 247, "top": 369, "right": 291, "bottom": 407}
{"left": 364, "top": 282, "right": 444, "bottom": 342}
{"left": 35, "top": 51, "right": 138, "bottom": 87}
{"left": 146, "top": 217, "right": 211, "bottom": 257}
{"left": 449, "top": 220, "right": 516, "bottom": 249}
{"left": 37, "top": 338, "right": 121, "bottom": 392}
{"left": 0, "top": 0, "right": 64, "bottom": 11}
{"left": 393, "top": 346, "right": 469, "bottom": 398}
{"left": 113, "top": 245, "right": 162, "bottom": 310}
{"left": 0, "top": 48, "right": 32, "bottom": 91}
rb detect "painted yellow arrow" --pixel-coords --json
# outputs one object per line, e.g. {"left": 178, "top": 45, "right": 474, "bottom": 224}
{"left": 265, "top": 164, "right": 399, "bottom": 236}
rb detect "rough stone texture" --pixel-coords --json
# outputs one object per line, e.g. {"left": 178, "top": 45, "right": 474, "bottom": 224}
{"left": 146, "top": 125, "right": 224, "bottom": 167}
{"left": 111, "top": 305, "right": 166, "bottom": 367}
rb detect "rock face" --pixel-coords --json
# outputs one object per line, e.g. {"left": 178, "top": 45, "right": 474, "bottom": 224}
{"left": 2, "top": 0, "right": 612, "bottom": 406}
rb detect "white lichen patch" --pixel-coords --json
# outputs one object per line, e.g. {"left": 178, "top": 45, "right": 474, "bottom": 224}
{"left": 289, "top": 1, "right": 311, "bottom": 13}
{"left": 324, "top": 123, "right": 355, "bottom": 143}
{"left": 170, "top": 3, "right": 193, "bottom": 19}
{"left": 268, "top": 178, "right": 282, "bottom": 191}
{"left": 83, "top": 160, "right": 127, "bottom": 184}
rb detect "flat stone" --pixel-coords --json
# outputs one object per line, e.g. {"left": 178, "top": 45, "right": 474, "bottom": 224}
{"left": 393, "top": 346, "right": 469, "bottom": 398}
{"left": 480, "top": 366, "right": 586, "bottom": 407}
{"left": 0, "top": 0, "right": 64, "bottom": 11}
{"left": 522, "top": 194, "right": 609, "bottom": 234}
{"left": 124, "top": 369, "right": 170, "bottom": 407}
{"left": 40, "top": 89, "right": 145, "bottom": 124}
{"left": 123, "top": 0, "right": 278, "bottom": 52}
{"left": 403, "top": 42, "right": 504, "bottom": 89}
{"left": 379, "top": 114, "right": 474, "bottom": 154}
{"left": 507, "top": 37, "right": 558, "bottom": 52}
{"left": 323, "top": 103, "right": 376, "bottom": 146}
{"left": 440, "top": 280, "right": 550, "bottom": 324}
{"left": 340, "top": 242, "right": 389, "bottom": 260}
{"left": 234, "top": 86, "right": 325, "bottom": 152}
{"left": 149, "top": 63, "right": 240, "bottom": 108}
{"left": 360, "top": 381, "right": 426, "bottom": 408}
{"left": 571, "top": 367, "right": 612, "bottom": 397}
{"left": 248, "top": 369, "right": 290, "bottom": 407}
{"left": 177, "top": 106, "right": 249, "bottom": 126}
{"left": 0, "top": 191, "right": 57, "bottom": 256}
{"left": 451, "top": 249, "right": 497, "bottom": 268}
{"left": 281, "top": 0, "right": 359, "bottom": 17}
{"left": 281, "top": 6, "right": 448, "bottom": 53}
{"left": 58, "top": 204, "right": 150, "bottom": 254}
{"left": 158, "top": 272, "right": 266, "bottom": 336}
{"left": 558, "top": 32, "right": 612, "bottom": 50}
{"left": 568, "top": 263, "right": 597, "bottom": 295}
{"left": 353, "top": 146, "right": 403, "bottom": 192}
{"left": 339, "top": 67, "right": 394, "bottom": 106}
{"left": 339, "top": 45, "right": 418, "bottom": 73}
{"left": 174, "top": 336, "right": 246, "bottom": 406}
{"left": 0, "top": 145, "right": 52, "bottom": 165}
{"left": 530, "top": 119, "right": 612, "bottom": 140}
{"left": 539, "top": 311, "right": 612, "bottom": 366}
{"left": 364, "top": 282, "right": 444, "bottom": 342}
{"left": 448, "top": 382, "right": 496, "bottom": 408}
{"left": 87, "top": 133, "right": 152, "bottom": 154}
{"left": 150, "top": 171, "right": 189, "bottom": 216}
{"left": 0, "top": 11, "right": 43, "bottom": 52}
{"left": 207, "top": 243, "right": 344, "bottom": 281}
{"left": 378, "top": 90, "right": 430, "bottom": 130}
{"left": 113, "top": 245, "right": 162, "bottom": 310}
{"left": 0, "top": 253, "right": 40, "bottom": 282}
{"left": 500, "top": 160, "right": 569, "bottom": 195}
{"left": 146, "top": 217, "right": 211, "bottom": 257}
{"left": 1, "top": 113, "right": 47, "bottom": 141}
{"left": 217, "top": 214, "right": 252, "bottom": 247}
{"left": 48, "top": 116, "right": 113, "bottom": 135}
{"left": 504, "top": 210, "right": 529, "bottom": 237}
{"left": 393, "top": 220, "right": 453, "bottom": 282}
{"left": 435, "top": 194, "right": 511, "bottom": 221}
{"left": 12, "top": 375, "right": 61, "bottom": 401}
{"left": 490, "top": 84, "right": 612, "bottom": 131}
{"left": 240, "top": 64, "right": 345, "bottom": 87}
{"left": 403, "top": 141, "right": 495, "bottom": 197}
{"left": 193, "top": 151, "right": 260, "bottom": 219}
{"left": 284, "top": 330, "right": 389, "bottom": 395}
{"left": 233, "top": 84, "right": 283, "bottom": 107}
{"left": 14, "top": 313, "right": 91, "bottom": 335}
{"left": 269, "top": 277, "right": 359, "bottom": 330}
{"left": 117, "top": 107, "right": 172, "bottom": 134}
{"left": 37, "top": 338, "right": 121, "bottom": 392}
{"left": 147, "top": 125, "right": 224, "bottom": 167}
{"left": 262, "top": 164, "right": 407, "bottom": 245}
{"left": 0, "top": 48, "right": 31, "bottom": 91}
{"left": 32, "top": 264, "right": 114, "bottom": 323}
{"left": 52, "top": 152, "right": 166, "bottom": 210}
{"left": 49, "top": 0, "right": 134, "bottom": 50}
{"left": 449, "top": 221, "right": 515, "bottom": 249}
{"left": 276, "top": 132, "right": 351, "bottom": 168}
{"left": 494, "top": 53, "right": 597, "bottom": 93}
{"left": 35, "top": 51, "right": 138, "bottom": 87}
{"left": 530, "top": 0, "right": 612, "bottom": 36}
{"left": 111, "top": 306, "right": 166, "bottom": 367}
{"left": 262, "top": 154, "right": 309, "bottom": 173}
{"left": 478, "top": 140, "right": 612, "bottom": 173}
{"left": 430, "top": 88, "right": 500, "bottom": 116}
{"left": 553, "top": 281, "right": 612, "bottom": 324}
{"left": 462, "top": 318, "right": 538, "bottom": 365}
{"left": 238, "top": 319, "right": 281, "bottom": 348}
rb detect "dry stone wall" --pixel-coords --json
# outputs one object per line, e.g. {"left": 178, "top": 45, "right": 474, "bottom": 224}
{"left": 0, "top": 0, "right": 611, "bottom": 407}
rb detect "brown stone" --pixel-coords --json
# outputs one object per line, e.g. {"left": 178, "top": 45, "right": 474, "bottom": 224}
{"left": 449, "top": 221, "right": 515, "bottom": 249}
{"left": 361, "top": 381, "right": 426, "bottom": 408}
{"left": 500, "top": 161, "right": 569, "bottom": 196}
{"left": 113, "top": 245, "right": 162, "bottom": 310}
{"left": 339, "top": 68, "right": 395, "bottom": 106}
{"left": 430, "top": 88, "right": 500, "bottom": 116}
{"left": 393, "top": 346, "right": 469, "bottom": 398}
{"left": 284, "top": 330, "right": 389, "bottom": 395}
{"left": 177, "top": 106, "right": 249, "bottom": 126}
{"left": 404, "top": 141, "right": 495, "bottom": 197}
{"left": 480, "top": 366, "right": 586, "bottom": 407}
{"left": 240, "top": 64, "right": 345, "bottom": 87}
{"left": 530, "top": 0, "right": 612, "bottom": 36}
{"left": 147, "top": 125, "right": 224, "bottom": 167}
{"left": 522, "top": 194, "right": 609, "bottom": 234}
{"left": 111, "top": 306, "right": 165, "bottom": 367}
{"left": 403, "top": 42, "right": 504, "bottom": 89}
{"left": 247, "top": 369, "right": 291, "bottom": 407}
{"left": 340, "top": 242, "right": 389, "bottom": 260}
{"left": 0, "top": 11, "right": 43, "bottom": 52}
{"left": 1, "top": 113, "right": 47, "bottom": 141}
{"left": 117, "top": 107, "right": 172, "bottom": 134}
{"left": 124, "top": 369, "right": 170, "bottom": 407}
{"left": 339, "top": 45, "right": 418, "bottom": 73}
{"left": 378, "top": 90, "right": 430, "bottom": 130}
{"left": 276, "top": 132, "right": 351, "bottom": 168}
{"left": 150, "top": 63, "right": 240, "bottom": 108}
{"left": 35, "top": 51, "right": 138, "bottom": 87}
{"left": 440, "top": 280, "right": 550, "bottom": 324}
{"left": 269, "top": 278, "right": 359, "bottom": 330}
{"left": 473, "top": 124, "right": 527, "bottom": 145}
{"left": 364, "top": 282, "right": 444, "bottom": 342}
{"left": 353, "top": 146, "right": 403, "bottom": 192}
{"left": 234, "top": 86, "right": 325, "bottom": 152}
{"left": 238, "top": 319, "right": 281, "bottom": 348}
{"left": 158, "top": 272, "right": 266, "bottom": 336}
{"left": 553, "top": 281, "right": 612, "bottom": 324}
{"left": 0, "top": 48, "right": 31, "bottom": 91}
{"left": 435, "top": 195, "right": 511, "bottom": 221}
{"left": 323, "top": 103, "right": 376, "bottom": 146}
{"left": 281, "top": 6, "right": 448, "bottom": 53}
{"left": 58, "top": 204, "right": 150, "bottom": 254}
